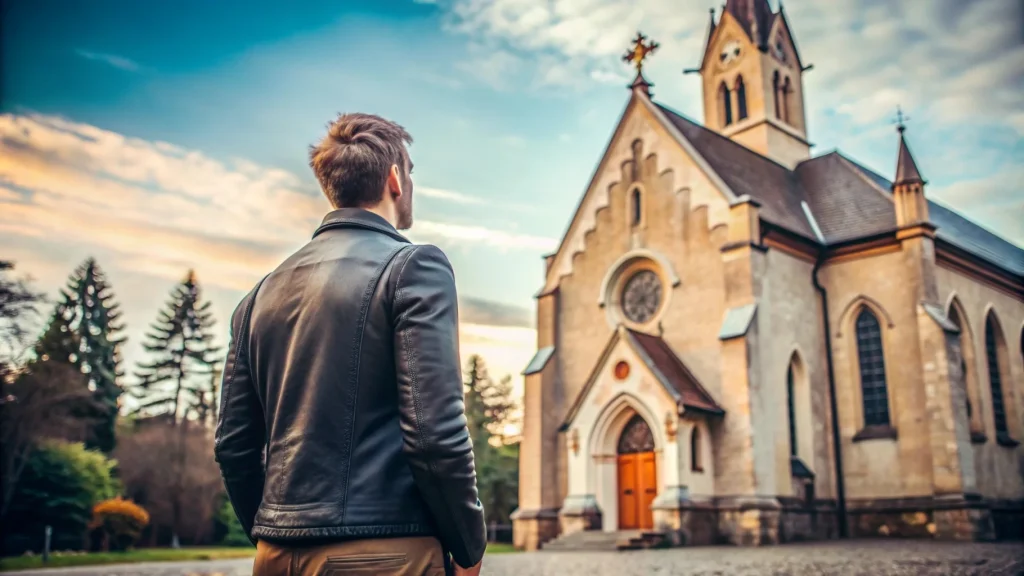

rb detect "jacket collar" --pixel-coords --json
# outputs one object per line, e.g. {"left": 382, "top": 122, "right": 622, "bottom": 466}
{"left": 313, "top": 208, "right": 411, "bottom": 243}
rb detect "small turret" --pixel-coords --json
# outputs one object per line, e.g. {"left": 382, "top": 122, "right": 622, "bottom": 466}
{"left": 891, "top": 109, "right": 929, "bottom": 227}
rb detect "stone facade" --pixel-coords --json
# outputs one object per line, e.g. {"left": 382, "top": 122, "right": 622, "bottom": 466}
{"left": 513, "top": 0, "right": 1023, "bottom": 551}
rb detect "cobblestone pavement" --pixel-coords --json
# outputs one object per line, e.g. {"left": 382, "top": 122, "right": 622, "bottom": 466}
{"left": 8, "top": 541, "right": 1024, "bottom": 576}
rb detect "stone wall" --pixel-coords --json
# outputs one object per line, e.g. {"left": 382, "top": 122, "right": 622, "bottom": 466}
{"left": 820, "top": 245, "right": 936, "bottom": 500}
{"left": 760, "top": 248, "right": 835, "bottom": 501}
{"left": 935, "top": 265, "right": 1024, "bottom": 501}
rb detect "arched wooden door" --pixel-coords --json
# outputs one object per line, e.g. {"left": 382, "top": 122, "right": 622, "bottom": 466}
{"left": 616, "top": 414, "right": 656, "bottom": 530}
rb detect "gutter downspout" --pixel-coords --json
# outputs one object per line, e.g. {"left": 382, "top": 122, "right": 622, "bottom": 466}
{"left": 813, "top": 256, "right": 848, "bottom": 538}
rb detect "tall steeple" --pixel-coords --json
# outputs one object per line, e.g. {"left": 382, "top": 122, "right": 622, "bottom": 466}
{"left": 891, "top": 110, "right": 929, "bottom": 228}
{"left": 724, "top": 0, "right": 774, "bottom": 50}
{"left": 697, "top": 0, "right": 809, "bottom": 168}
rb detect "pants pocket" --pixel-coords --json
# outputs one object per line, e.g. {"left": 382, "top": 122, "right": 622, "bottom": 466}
{"left": 319, "top": 553, "right": 408, "bottom": 575}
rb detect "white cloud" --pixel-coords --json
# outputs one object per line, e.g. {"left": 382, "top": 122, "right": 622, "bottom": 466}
{"left": 408, "top": 219, "right": 556, "bottom": 251}
{"left": 930, "top": 165, "right": 1024, "bottom": 246}
{"left": 418, "top": 186, "right": 485, "bottom": 204}
{"left": 434, "top": 0, "right": 1024, "bottom": 135}
{"left": 0, "top": 112, "right": 540, "bottom": 401}
{"left": 0, "top": 112, "right": 550, "bottom": 292}
{"left": 500, "top": 134, "right": 527, "bottom": 147}
{"left": 75, "top": 49, "right": 142, "bottom": 72}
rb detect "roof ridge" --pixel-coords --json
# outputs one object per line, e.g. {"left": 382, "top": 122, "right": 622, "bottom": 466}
{"left": 654, "top": 103, "right": 799, "bottom": 173}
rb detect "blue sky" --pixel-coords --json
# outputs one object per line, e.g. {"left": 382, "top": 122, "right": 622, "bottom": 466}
{"left": 2, "top": 0, "right": 1021, "bottom": 394}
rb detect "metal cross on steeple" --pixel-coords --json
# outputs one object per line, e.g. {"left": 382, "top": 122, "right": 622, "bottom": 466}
{"left": 893, "top": 106, "right": 910, "bottom": 133}
{"left": 623, "top": 32, "right": 659, "bottom": 73}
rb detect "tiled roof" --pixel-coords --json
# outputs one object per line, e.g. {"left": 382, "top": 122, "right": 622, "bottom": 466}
{"left": 626, "top": 329, "right": 724, "bottom": 415}
{"left": 652, "top": 103, "right": 1023, "bottom": 278}
{"left": 843, "top": 159, "right": 1024, "bottom": 277}
{"left": 724, "top": 0, "right": 775, "bottom": 49}
{"left": 656, "top": 104, "right": 818, "bottom": 242}
{"left": 522, "top": 345, "right": 555, "bottom": 375}
{"left": 795, "top": 152, "right": 897, "bottom": 244}
{"left": 561, "top": 327, "right": 725, "bottom": 429}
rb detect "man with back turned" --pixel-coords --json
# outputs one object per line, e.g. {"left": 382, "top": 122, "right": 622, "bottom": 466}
{"left": 214, "top": 113, "right": 486, "bottom": 576}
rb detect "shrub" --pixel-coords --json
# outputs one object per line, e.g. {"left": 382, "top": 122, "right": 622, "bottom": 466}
{"left": 214, "top": 497, "right": 253, "bottom": 547}
{"left": 2, "top": 441, "right": 120, "bottom": 554}
{"left": 89, "top": 497, "right": 150, "bottom": 551}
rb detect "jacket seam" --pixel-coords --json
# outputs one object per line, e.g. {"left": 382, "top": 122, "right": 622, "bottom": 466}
{"left": 395, "top": 246, "right": 473, "bottom": 563}
{"left": 313, "top": 220, "right": 411, "bottom": 243}
{"left": 340, "top": 243, "right": 408, "bottom": 523}
{"left": 214, "top": 276, "right": 267, "bottom": 453}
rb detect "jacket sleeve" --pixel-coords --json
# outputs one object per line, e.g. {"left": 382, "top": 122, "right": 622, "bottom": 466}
{"left": 213, "top": 287, "right": 267, "bottom": 544}
{"left": 393, "top": 245, "right": 486, "bottom": 569}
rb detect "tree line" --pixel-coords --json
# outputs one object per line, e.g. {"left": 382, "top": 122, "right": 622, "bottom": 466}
{"left": 0, "top": 258, "right": 520, "bottom": 555}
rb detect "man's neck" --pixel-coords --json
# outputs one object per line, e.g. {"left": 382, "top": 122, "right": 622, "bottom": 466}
{"left": 361, "top": 204, "right": 398, "bottom": 229}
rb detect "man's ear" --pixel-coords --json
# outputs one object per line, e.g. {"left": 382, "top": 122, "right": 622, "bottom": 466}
{"left": 387, "top": 164, "right": 404, "bottom": 199}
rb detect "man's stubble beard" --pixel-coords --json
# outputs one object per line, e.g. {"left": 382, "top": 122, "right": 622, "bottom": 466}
{"left": 396, "top": 178, "right": 414, "bottom": 230}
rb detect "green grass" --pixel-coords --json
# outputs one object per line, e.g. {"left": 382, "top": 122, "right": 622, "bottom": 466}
{"left": 1, "top": 543, "right": 518, "bottom": 571}
{"left": 0, "top": 546, "right": 256, "bottom": 572}
{"left": 485, "top": 543, "right": 518, "bottom": 554}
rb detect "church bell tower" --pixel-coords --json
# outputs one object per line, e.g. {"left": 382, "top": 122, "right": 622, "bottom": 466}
{"left": 697, "top": 0, "right": 810, "bottom": 168}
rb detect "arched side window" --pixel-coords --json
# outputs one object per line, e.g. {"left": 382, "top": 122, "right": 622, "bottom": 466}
{"left": 772, "top": 71, "right": 781, "bottom": 119}
{"left": 787, "top": 364, "right": 797, "bottom": 457}
{"left": 946, "top": 302, "right": 984, "bottom": 438}
{"left": 855, "top": 308, "right": 890, "bottom": 427}
{"left": 690, "top": 426, "right": 703, "bottom": 472}
{"left": 782, "top": 76, "right": 792, "bottom": 124}
{"left": 735, "top": 76, "right": 748, "bottom": 121}
{"left": 985, "top": 315, "right": 1009, "bottom": 437}
{"left": 719, "top": 82, "right": 733, "bottom": 126}
{"left": 630, "top": 188, "right": 642, "bottom": 227}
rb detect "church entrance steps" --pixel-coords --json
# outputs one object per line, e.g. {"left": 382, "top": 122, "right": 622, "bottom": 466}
{"left": 541, "top": 529, "right": 668, "bottom": 551}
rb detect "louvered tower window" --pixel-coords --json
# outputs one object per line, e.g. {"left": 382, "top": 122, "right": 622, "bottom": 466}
{"left": 719, "top": 82, "right": 733, "bottom": 126}
{"left": 736, "top": 76, "right": 748, "bottom": 121}
{"left": 855, "top": 309, "right": 890, "bottom": 427}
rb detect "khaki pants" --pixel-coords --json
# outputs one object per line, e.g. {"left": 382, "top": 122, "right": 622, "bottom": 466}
{"left": 254, "top": 536, "right": 447, "bottom": 576}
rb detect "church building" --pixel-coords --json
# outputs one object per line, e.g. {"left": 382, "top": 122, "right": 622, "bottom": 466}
{"left": 512, "top": 0, "right": 1024, "bottom": 550}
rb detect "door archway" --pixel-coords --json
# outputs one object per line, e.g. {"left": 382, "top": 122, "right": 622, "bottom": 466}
{"left": 616, "top": 414, "right": 656, "bottom": 530}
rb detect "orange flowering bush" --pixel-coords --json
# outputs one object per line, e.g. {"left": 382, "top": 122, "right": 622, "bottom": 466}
{"left": 89, "top": 497, "right": 150, "bottom": 551}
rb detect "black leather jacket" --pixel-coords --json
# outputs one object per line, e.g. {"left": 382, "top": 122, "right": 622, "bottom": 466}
{"left": 214, "top": 209, "right": 486, "bottom": 568}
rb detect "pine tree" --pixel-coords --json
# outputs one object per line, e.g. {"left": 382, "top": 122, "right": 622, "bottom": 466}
{"left": 463, "top": 355, "right": 519, "bottom": 527}
{"left": 34, "top": 303, "right": 82, "bottom": 368}
{"left": 131, "top": 271, "right": 220, "bottom": 426}
{"left": 50, "top": 259, "right": 126, "bottom": 453}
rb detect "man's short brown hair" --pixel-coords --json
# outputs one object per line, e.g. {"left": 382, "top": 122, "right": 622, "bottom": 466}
{"left": 309, "top": 113, "right": 413, "bottom": 208}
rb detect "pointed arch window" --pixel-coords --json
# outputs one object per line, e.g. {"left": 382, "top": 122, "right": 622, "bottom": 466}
{"left": 735, "top": 76, "right": 748, "bottom": 121}
{"left": 719, "top": 82, "right": 733, "bottom": 126}
{"left": 690, "top": 426, "right": 703, "bottom": 472}
{"left": 787, "top": 364, "right": 798, "bottom": 457}
{"left": 855, "top": 308, "right": 890, "bottom": 427}
{"left": 772, "top": 71, "right": 781, "bottom": 119}
{"left": 985, "top": 315, "right": 1009, "bottom": 437}
{"left": 947, "top": 303, "right": 983, "bottom": 438}
{"left": 782, "top": 76, "right": 792, "bottom": 124}
{"left": 630, "top": 188, "right": 642, "bottom": 227}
